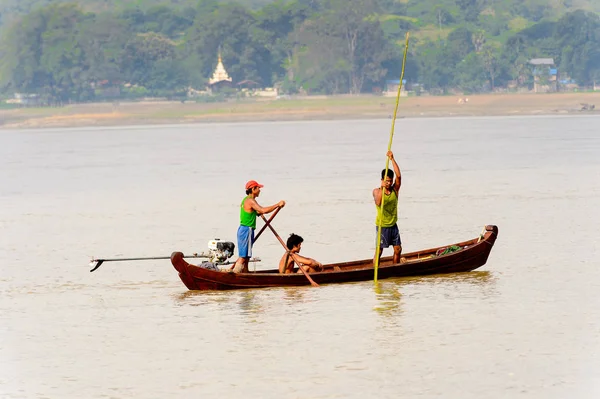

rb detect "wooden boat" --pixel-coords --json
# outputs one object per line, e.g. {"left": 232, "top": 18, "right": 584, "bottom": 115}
{"left": 171, "top": 225, "right": 498, "bottom": 291}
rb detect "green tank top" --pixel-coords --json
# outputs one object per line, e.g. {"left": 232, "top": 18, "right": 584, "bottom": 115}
{"left": 240, "top": 196, "right": 257, "bottom": 229}
{"left": 375, "top": 189, "right": 398, "bottom": 228}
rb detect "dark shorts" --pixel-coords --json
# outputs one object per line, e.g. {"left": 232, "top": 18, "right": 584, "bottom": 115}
{"left": 376, "top": 224, "right": 402, "bottom": 249}
{"left": 237, "top": 225, "right": 255, "bottom": 258}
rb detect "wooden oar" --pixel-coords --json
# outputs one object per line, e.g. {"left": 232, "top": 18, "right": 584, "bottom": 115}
{"left": 228, "top": 206, "right": 282, "bottom": 271}
{"left": 259, "top": 214, "right": 319, "bottom": 287}
{"left": 89, "top": 253, "right": 211, "bottom": 272}
{"left": 254, "top": 206, "right": 281, "bottom": 242}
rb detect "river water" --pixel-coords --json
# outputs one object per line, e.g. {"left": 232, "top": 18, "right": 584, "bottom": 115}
{"left": 1, "top": 116, "right": 599, "bottom": 398}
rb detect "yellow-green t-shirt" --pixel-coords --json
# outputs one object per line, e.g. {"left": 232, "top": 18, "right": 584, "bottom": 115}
{"left": 375, "top": 189, "right": 398, "bottom": 227}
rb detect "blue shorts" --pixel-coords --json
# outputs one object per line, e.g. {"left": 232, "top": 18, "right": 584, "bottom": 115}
{"left": 237, "top": 225, "right": 255, "bottom": 258}
{"left": 376, "top": 224, "right": 402, "bottom": 249}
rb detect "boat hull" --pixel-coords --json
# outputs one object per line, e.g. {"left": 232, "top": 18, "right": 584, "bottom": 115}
{"left": 171, "top": 225, "right": 499, "bottom": 291}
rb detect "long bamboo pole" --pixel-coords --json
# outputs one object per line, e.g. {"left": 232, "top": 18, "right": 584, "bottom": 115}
{"left": 374, "top": 32, "right": 410, "bottom": 283}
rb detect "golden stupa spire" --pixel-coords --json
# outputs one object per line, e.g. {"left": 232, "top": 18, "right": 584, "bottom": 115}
{"left": 209, "top": 47, "right": 232, "bottom": 85}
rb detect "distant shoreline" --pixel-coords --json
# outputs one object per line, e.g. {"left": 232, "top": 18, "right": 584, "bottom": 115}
{"left": 1, "top": 92, "right": 599, "bottom": 129}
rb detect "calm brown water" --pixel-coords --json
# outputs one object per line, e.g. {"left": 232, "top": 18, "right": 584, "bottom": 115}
{"left": 1, "top": 116, "right": 599, "bottom": 398}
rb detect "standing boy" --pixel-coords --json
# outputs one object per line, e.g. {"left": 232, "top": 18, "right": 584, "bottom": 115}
{"left": 373, "top": 151, "right": 402, "bottom": 265}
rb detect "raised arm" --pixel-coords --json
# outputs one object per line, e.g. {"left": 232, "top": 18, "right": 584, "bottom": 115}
{"left": 373, "top": 188, "right": 382, "bottom": 207}
{"left": 387, "top": 151, "right": 401, "bottom": 193}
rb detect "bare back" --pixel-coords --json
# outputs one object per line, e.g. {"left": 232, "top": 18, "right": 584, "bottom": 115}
{"left": 278, "top": 252, "right": 295, "bottom": 274}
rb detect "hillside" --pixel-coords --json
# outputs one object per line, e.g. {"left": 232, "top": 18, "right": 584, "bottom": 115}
{"left": 2, "top": 0, "right": 600, "bottom": 28}
{"left": 1, "top": 0, "right": 599, "bottom": 101}
{"left": 0, "top": 0, "right": 274, "bottom": 26}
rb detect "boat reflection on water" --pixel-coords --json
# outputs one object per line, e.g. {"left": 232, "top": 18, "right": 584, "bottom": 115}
{"left": 372, "top": 271, "right": 496, "bottom": 318}
{"left": 280, "top": 286, "right": 308, "bottom": 304}
{"left": 173, "top": 289, "right": 272, "bottom": 327}
{"left": 172, "top": 271, "right": 496, "bottom": 327}
{"left": 395, "top": 270, "right": 495, "bottom": 287}
{"left": 373, "top": 281, "right": 404, "bottom": 318}
{"left": 173, "top": 290, "right": 233, "bottom": 307}
{"left": 237, "top": 290, "right": 264, "bottom": 317}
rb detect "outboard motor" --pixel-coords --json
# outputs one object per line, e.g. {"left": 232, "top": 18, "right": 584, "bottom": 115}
{"left": 207, "top": 239, "right": 235, "bottom": 264}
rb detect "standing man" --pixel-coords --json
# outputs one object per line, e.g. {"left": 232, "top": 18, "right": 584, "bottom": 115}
{"left": 373, "top": 151, "right": 402, "bottom": 265}
{"left": 232, "top": 180, "right": 285, "bottom": 273}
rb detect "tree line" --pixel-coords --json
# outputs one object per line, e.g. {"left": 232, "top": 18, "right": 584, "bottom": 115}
{"left": 0, "top": 0, "right": 599, "bottom": 104}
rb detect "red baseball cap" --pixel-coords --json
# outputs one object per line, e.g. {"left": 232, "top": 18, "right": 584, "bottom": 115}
{"left": 245, "top": 180, "right": 264, "bottom": 190}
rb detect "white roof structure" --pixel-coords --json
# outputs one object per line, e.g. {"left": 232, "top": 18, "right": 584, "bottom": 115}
{"left": 529, "top": 58, "right": 554, "bottom": 65}
{"left": 209, "top": 54, "right": 232, "bottom": 85}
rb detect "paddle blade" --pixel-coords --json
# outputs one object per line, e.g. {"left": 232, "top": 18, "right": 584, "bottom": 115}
{"left": 89, "top": 259, "right": 104, "bottom": 272}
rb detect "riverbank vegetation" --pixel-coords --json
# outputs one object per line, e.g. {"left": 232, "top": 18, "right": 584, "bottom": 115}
{"left": 0, "top": 0, "right": 599, "bottom": 104}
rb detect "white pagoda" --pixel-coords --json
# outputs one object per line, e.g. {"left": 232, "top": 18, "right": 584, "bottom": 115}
{"left": 208, "top": 54, "right": 232, "bottom": 86}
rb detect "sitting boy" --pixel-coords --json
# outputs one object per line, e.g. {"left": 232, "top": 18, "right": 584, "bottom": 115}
{"left": 279, "top": 233, "right": 324, "bottom": 274}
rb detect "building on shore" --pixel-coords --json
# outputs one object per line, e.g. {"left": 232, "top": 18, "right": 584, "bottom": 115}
{"left": 384, "top": 80, "right": 408, "bottom": 97}
{"left": 529, "top": 58, "right": 557, "bottom": 93}
{"left": 193, "top": 52, "right": 279, "bottom": 98}
{"left": 5, "top": 93, "right": 41, "bottom": 106}
{"left": 207, "top": 53, "right": 233, "bottom": 93}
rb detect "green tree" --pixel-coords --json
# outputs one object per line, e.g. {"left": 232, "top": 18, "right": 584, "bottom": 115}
{"left": 455, "top": 0, "right": 481, "bottom": 22}
{"left": 0, "top": 7, "right": 49, "bottom": 94}
{"left": 446, "top": 27, "right": 475, "bottom": 63}
{"left": 254, "top": 1, "right": 314, "bottom": 88}
{"left": 40, "top": 5, "right": 90, "bottom": 102}
{"left": 291, "top": 17, "right": 349, "bottom": 93}
{"left": 434, "top": 6, "right": 453, "bottom": 35}
{"left": 454, "top": 52, "right": 486, "bottom": 92}
{"left": 290, "top": 0, "right": 390, "bottom": 94}
{"left": 78, "top": 12, "right": 128, "bottom": 86}
{"left": 1, "top": 4, "right": 95, "bottom": 103}
{"left": 183, "top": 4, "right": 268, "bottom": 85}
{"left": 481, "top": 44, "right": 502, "bottom": 90}
{"left": 555, "top": 10, "right": 600, "bottom": 85}
{"left": 120, "top": 32, "right": 188, "bottom": 93}
{"left": 417, "top": 40, "right": 454, "bottom": 90}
